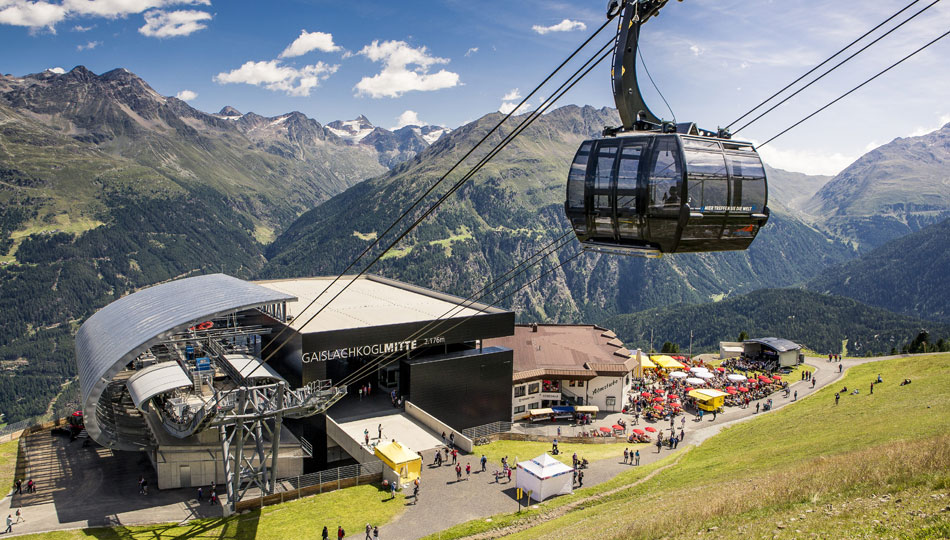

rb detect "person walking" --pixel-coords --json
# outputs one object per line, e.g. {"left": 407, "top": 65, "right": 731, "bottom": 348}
{"left": 839, "top": 364, "right": 843, "bottom": 374}
{"left": 338, "top": 525, "right": 345, "bottom": 540}
{"left": 794, "top": 390, "right": 798, "bottom": 401}
{"left": 322, "top": 525, "right": 329, "bottom": 540}
{"left": 5, "top": 514, "right": 12, "bottom": 534}
{"left": 465, "top": 463, "right": 471, "bottom": 479}
{"left": 197, "top": 486, "right": 203, "bottom": 502}
{"left": 577, "top": 471, "right": 584, "bottom": 487}
{"left": 507, "top": 468, "right": 512, "bottom": 483}
{"left": 366, "top": 523, "right": 373, "bottom": 540}
{"left": 634, "top": 449, "right": 640, "bottom": 466}
{"left": 870, "top": 382, "right": 874, "bottom": 395}
{"left": 141, "top": 478, "right": 148, "bottom": 495}
{"left": 378, "top": 423, "right": 383, "bottom": 440}
{"left": 812, "top": 377, "right": 816, "bottom": 388}
{"left": 755, "top": 402, "right": 760, "bottom": 414}
{"left": 14, "top": 509, "right": 22, "bottom": 524}
{"left": 712, "top": 409, "right": 717, "bottom": 421}
{"left": 451, "top": 448, "right": 458, "bottom": 465}
{"left": 373, "top": 525, "right": 379, "bottom": 539}
{"left": 365, "top": 428, "right": 370, "bottom": 446}
{"left": 390, "top": 481, "right": 396, "bottom": 499}
{"left": 623, "top": 448, "right": 629, "bottom": 464}
{"left": 835, "top": 392, "right": 840, "bottom": 405}
{"left": 656, "top": 438, "right": 662, "bottom": 453}
{"left": 449, "top": 433, "right": 455, "bottom": 447}
{"left": 455, "top": 464, "right": 462, "bottom": 482}
{"left": 480, "top": 454, "right": 487, "bottom": 472}
{"left": 680, "top": 428, "right": 685, "bottom": 442}
{"left": 358, "top": 387, "right": 363, "bottom": 401}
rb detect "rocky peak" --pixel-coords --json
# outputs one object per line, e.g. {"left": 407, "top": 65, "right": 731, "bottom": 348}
{"left": 218, "top": 106, "right": 242, "bottom": 117}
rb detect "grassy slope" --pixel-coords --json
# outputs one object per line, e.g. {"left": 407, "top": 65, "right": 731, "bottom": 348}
{"left": 432, "top": 354, "right": 950, "bottom": 539}
{"left": 0, "top": 438, "right": 17, "bottom": 496}
{"left": 18, "top": 484, "right": 404, "bottom": 540}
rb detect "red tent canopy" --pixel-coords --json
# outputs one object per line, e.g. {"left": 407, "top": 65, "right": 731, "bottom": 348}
{"left": 599, "top": 427, "right": 612, "bottom": 433}
{"left": 632, "top": 428, "right": 645, "bottom": 435}
{"left": 612, "top": 424, "right": 624, "bottom": 430}
{"left": 644, "top": 427, "right": 657, "bottom": 432}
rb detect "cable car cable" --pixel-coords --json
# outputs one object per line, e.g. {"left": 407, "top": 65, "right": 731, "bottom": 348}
{"left": 758, "top": 26, "right": 950, "bottom": 148}
{"left": 637, "top": 47, "right": 675, "bottom": 124}
{"left": 333, "top": 232, "right": 577, "bottom": 388}
{"left": 250, "top": 15, "right": 621, "bottom": 376}
{"left": 734, "top": 0, "right": 941, "bottom": 135}
{"left": 725, "top": 0, "right": 928, "bottom": 130}
{"left": 336, "top": 245, "right": 584, "bottom": 389}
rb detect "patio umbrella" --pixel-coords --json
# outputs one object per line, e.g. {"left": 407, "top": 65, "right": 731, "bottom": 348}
{"left": 684, "top": 387, "right": 695, "bottom": 392}
{"left": 599, "top": 427, "right": 612, "bottom": 433}
{"left": 738, "top": 386, "right": 749, "bottom": 392}
{"left": 653, "top": 405, "right": 664, "bottom": 411}
{"left": 667, "top": 393, "right": 678, "bottom": 399}
{"left": 727, "top": 374, "right": 746, "bottom": 382}
{"left": 670, "top": 371, "right": 688, "bottom": 379}
{"left": 644, "top": 427, "right": 657, "bottom": 433}
{"left": 773, "top": 375, "right": 782, "bottom": 380}
{"left": 632, "top": 428, "right": 645, "bottom": 435}
{"left": 654, "top": 389, "right": 665, "bottom": 394}
{"left": 685, "top": 377, "right": 705, "bottom": 386}
{"left": 697, "top": 372, "right": 714, "bottom": 380}
{"left": 715, "top": 367, "right": 726, "bottom": 372}
{"left": 689, "top": 366, "right": 709, "bottom": 374}
{"left": 652, "top": 397, "right": 664, "bottom": 402}
{"left": 726, "top": 389, "right": 737, "bottom": 395}
{"left": 640, "top": 392, "right": 652, "bottom": 398}
{"left": 725, "top": 386, "right": 736, "bottom": 391}
{"left": 748, "top": 377, "right": 757, "bottom": 382}
{"left": 761, "top": 377, "right": 773, "bottom": 384}
{"left": 758, "top": 375, "right": 770, "bottom": 381}
{"left": 612, "top": 424, "right": 624, "bottom": 431}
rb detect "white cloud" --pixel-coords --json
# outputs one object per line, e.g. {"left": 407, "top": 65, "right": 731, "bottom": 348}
{"left": 0, "top": 0, "right": 209, "bottom": 31}
{"left": 279, "top": 29, "right": 340, "bottom": 58}
{"left": 354, "top": 40, "right": 459, "bottom": 98}
{"left": 532, "top": 19, "right": 586, "bottom": 35}
{"left": 175, "top": 89, "right": 197, "bottom": 101}
{"left": 689, "top": 44, "right": 703, "bottom": 56}
{"left": 908, "top": 113, "right": 950, "bottom": 137}
{"left": 0, "top": 1, "right": 67, "bottom": 30}
{"left": 464, "top": 47, "right": 478, "bottom": 57}
{"left": 393, "top": 110, "right": 422, "bottom": 129}
{"left": 62, "top": 0, "right": 209, "bottom": 18}
{"left": 502, "top": 88, "right": 521, "bottom": 101}
{"left": 76, "top": 39, "right": 100, "bottom": 50}
{"left": 499, "top": 88, "right": 531, "bottom": 115}
{"left": 139, "top": 9, "right": 210, "bottom": 37}
{"left": 757, "top": 144, "right": 857, "bottom": 176}
{"left": 46, "top": 66, "right": 66, "bottom": 74}
{"left": 214, "top": 59, "right": 338, "bottom": 97}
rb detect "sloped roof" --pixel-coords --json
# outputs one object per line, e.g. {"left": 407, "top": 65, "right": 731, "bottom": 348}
{"left": 486, "top": 324, "right": 633, "bottom": 380}
{"left": 745, "top": 337, "right": 800, "bottom": 353}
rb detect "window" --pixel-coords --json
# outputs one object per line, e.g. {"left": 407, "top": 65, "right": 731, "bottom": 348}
{"left": 606, "top": 396, "right": 616, "bottom": 409}
{"left": 513, "top": 405, "right": 526, "bottom": 414}
{"left": 648, "top": 137, "right": 682, "bottom": 211}
{"left": 726, "top": 153, "right": 767, "bottom": 211}
{"left": 514, "top": 385, "right": 526, "bottom": 398}
{"left": 684, "top": 150, "right": 728, "bottom": 210}
{"left": 529, "top": 402, "right": 540, "bottom": 410}
{"left": 542, "top": 379, "right": 560, "bottom": 392}
{"left": 528, "top": 382, "right": 541, "bottom": 395}
{"left": 567, "top": 142, "right": 591, "bottom": 209}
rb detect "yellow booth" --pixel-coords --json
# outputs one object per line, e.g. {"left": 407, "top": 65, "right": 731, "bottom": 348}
{"left": 374, "top": 441, "right": 422, "bottom": 482}
{"left": 688, "top": 389, "right": 729, "bottom": 412}
{"left": 651, "top": 355, "right": 686, "bottom": 370}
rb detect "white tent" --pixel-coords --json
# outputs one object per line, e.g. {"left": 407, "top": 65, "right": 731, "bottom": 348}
{"left": 689, "top": 366, "right": 709, "bottom": 374}
{"left": 726, "top": 373, "right": 746, "bottom": 382}
{"left": 685, "top": 377, "right": 706, "bottom": 386}
{"left": 516, "top": 453, "right": 574, "bottom": 502}
{"left": 669, "top": 371, "right": 688, "bottom": 379}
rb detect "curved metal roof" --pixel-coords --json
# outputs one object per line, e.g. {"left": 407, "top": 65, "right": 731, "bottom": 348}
{"left": 126, "top": 362, "right": 193, "bottom": 411}
{"left": 76, "top": 273, "right": 296, "bottom": 450}
{"left": 744, "top": 337, "right": 800, "bottom": 353}
{"left": 222, "top": 353, "right": 285, "bottom": 382}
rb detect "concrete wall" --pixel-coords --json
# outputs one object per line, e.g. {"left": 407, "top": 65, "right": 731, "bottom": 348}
{"left": 325, "top": 415, "right": 377, "bottom": 464}
{"left": 154, "top": 446, "right": 303, "bottom": 490}
{"left": 405, "top": 401, "right": 473, "bottom": 453}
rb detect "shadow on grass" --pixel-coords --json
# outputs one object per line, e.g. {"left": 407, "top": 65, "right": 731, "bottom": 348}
{"left": 83, "top": 509, "right": 261, "bottom": 540}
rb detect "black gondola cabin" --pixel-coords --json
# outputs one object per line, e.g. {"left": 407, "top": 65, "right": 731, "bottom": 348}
{"left": 565, "top": 133, "right": 770, "bottom": 257}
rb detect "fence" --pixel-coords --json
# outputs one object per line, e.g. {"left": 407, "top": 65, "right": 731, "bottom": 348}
{"left": 0, "top": 406, "right": 77, "bottom": 443}
{"left": 235, "top": 460, "right": 383, "bottom": 512}
{"left": 462, "top": 421, "right": 512, "bottom": 441}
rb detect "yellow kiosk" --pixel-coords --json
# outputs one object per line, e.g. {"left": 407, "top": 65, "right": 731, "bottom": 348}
{"left": 651, "top": 355, "right": 686, "bottom": 370}
{"left": 374, "top": 441, "right": 422, "bottom": 482}
{"left": 688, "top": 389, "right": 729, "bottom": 411}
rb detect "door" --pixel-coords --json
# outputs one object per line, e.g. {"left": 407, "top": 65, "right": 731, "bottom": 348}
{"left": 179, "top": 465, "right": 191, "bottom": 488}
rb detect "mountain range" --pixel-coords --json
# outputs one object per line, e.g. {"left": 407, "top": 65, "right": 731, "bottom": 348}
{"left": 0, "top": 65, "right": 948, "bottom": 422}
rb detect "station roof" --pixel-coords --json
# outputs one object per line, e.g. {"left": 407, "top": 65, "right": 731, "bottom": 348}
{"left": 485, "top": 325, "right": 635, "bottom": 383}
{"left": 255, "top": 275, "right": 504, "bottom": 334}
{"left": 745, "top": 337, "right": 801, "bottom": 353}
{"left": 222, "top": 353, "right": 285, "bottom": 382}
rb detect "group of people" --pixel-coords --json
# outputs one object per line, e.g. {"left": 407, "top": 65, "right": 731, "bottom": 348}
{"left": 357, "top": 382, "right": 373, "bottom": 400}
{"left": 13, "top": 478, "right": 36, "bottom": 495}
{"left": 195, "top": 481, "right": 218, "bottom": 505}
{"left": 320, "top": 524, "right": 379, "bottom": 540}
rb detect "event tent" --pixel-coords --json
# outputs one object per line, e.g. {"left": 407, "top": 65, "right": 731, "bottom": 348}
{"left": 374, "top": 441, "right": 422, "bottom": 482}
{"left": 651, "top": 355, "right": 685, "bottom": 369}
{"left": 516, "top": 453, "right": 574, "bottom": 502}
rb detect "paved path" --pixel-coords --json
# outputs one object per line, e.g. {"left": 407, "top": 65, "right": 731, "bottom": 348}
{"left": 374, "top": 355, "right": 892, "bottom": 540}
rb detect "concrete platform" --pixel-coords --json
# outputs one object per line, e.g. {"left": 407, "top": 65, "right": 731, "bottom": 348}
{"left": 1, "top": 429, "right": 221, "bottom": 536}
{"left": 335, "top": 412, "right": 443, "bottom": 457}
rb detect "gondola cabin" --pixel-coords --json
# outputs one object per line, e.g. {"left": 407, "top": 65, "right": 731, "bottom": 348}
{"left": 565, "top": 133, "right": 770, "bottom": 257}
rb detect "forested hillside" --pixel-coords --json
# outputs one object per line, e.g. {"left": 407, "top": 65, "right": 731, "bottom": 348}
{"left": 605, "top": 288, "right": 950, "bottom": 356}
{"left": 807, "top": 218, "right": 950, "bottom": 322}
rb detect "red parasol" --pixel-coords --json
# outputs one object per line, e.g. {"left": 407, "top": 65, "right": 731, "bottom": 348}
{"left": 772, "top": 375, "right": 782, "bottom": 380}
{"left": 716, "top": 367, "right": 726, "bottom": 372}
{"left": 757, "top": 375, "right": 769, "bottom": 381}
{"left": 671, "top": 403, "right": 682, "bottom": 409}
{"left": 599, "top": 427, "right": 612, "bottom": 433}
{"left": 725, "top": 386, "right": 736, "bottom": 391}
{"left": 653, "top": 405, "right": 664, "bottom": 411}
{"left": 684, "top": 387, "right": 694, "bottom": 391}
{"left": 726, "top": 389, "right": 737, "bottom": 395}
{"left": 612, "top": 424, "right": 624, "bottom": 431}
{"left": 654, "top": 389, "right": 665, "bottom": 394}
{"left": 652, "top": 397, "right": 664, "bottom": 402}
{"left": 748, "top": 377, "right": 757, "bottom": 382}
{"left": 761, "top": 377, "right": 773, "bottom": 384}
{"left": 667, "top": 393, "right": 677, "bottom": 399}
{"left": 632, "top": 428, "right": 645, "bottom": 435}
{"left": 640, "top": 392, "right": 652, "bottom": 398}
{"left": 738, "top": 386, "right": 750, "bottom": 392}
{"left": 644, "top": 427, "right": 657, "bottom": 432}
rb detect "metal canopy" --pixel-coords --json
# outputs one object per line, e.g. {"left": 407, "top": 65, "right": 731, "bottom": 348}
{"left": 222, "top": 353, "right": 285, "bottom": 382}
{"left": 744, "top": 337, "right": 801, "bottom": 353}
{"left": 75, "top": 273, "right": 296, "bottom": 450}
{"left": 126, "top": 362, "right": 192, "bottom": 411}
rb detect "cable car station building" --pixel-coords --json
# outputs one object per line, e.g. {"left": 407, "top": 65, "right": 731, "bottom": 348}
{"left": 77, "top": 273, "right": 515, "bottom": 488}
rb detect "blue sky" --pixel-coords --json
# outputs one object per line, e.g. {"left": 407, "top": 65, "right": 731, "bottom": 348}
{"left": 2, "top": 0, "right": 950, "bottom": 175}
